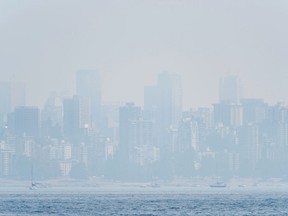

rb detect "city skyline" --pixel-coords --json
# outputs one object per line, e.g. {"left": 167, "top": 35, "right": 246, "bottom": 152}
{"left": 0, "top": 71, "right": 287, "bottom": 111}
{"left": 0, "top": 71, "right": 288, "bottom": 180}
{"left": 0, "top": 0, "right": 288, "bottom": 182}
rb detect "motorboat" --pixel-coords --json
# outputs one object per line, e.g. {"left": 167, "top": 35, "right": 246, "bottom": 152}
{"left": 209, "top": 182, "right": 227, "bottom": 188}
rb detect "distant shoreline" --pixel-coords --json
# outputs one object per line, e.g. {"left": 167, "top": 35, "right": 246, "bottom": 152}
{"left": 0, "top": 177, "right": 288, "bottom": 191}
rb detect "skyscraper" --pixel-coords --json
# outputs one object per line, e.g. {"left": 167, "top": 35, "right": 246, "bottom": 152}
{"left": 219, "top": 75, "right": 241, "bottom": 104}
{"left": 241, "top": 99, "right": 268, "bottom": 124}
{"left": 213, "top": 103, "right": 243, "bottom": 127}
{"left": 119, "top": 103, "right": 141, "bottom": 162}
{"left": 0, "top": 82, "right": 25, "bottom": 125}
{"left": 41, "top": 92, "right": 63, "bottom": 126}
{"left": 144, "top": 72, "right": 182, "bottom": 151}
{"left": 63, "top": 96, "right": 80, "bottom": 141}
{"left": 157, "top": 71, "right": 182, "bottom": 129}
{"left": 14, "top": 106, "right": 39, "bottom": 137}
{"left": 129, "top": 119, "right": 155, "bottom": 165}
{"left": 178, "top": 118, "right": 199, "bottom": 152}
{"left": 215, "top": 75, "right": 243, "bottom": 127}
{"left": 76, "top": 70, "right": 101, "bottom": 130}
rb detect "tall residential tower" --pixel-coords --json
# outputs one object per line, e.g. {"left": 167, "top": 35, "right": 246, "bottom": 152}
{"left": 76, "top": 70, "right": 101, "bottom": 130}
{"left": 219, "top": 75, "right": 241, "bottom": 104}
{"left": 144, "top": 72, "right": 182, "bottom": 151}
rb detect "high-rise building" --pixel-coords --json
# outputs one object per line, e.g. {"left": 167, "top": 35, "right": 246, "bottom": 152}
{"left": 41, "top": 92, "right": 63, "bottom": 138}
{"left": 63, "top": 96, "right": 80, "bottom": 141}
{"left": 157, "top": 71, "right": 182, "bottom": 129}
{"left": 216, "top": 75, "right": 243, "bottom": 127}
{"left": 41, "top": 92, "right": 63, "bottom": 126}
{"left": 178, "top": 118, "right": 199, "bottom": 152}
{"left": 76, "top": 70, "right": 101, "bottom": 130}
{"left": 143, "top": 86, "right": 158, "bottom": 120}
{"left": 219, "top": 75, "right": 241, "bottom": 104}
{"left": 213, "top": 102, "right": 243, "bottom": 127}
{"left": 119, "top": 103, "right": 141, "bottom": 162}
{"left": 129, "top": 119, "right": 155, "bottom": 165}
{"left": 239, "top": 123, "right": 260, "bottom": 171}
{"left": 189, "top": 108, "right": 213, "bottom": 151}
{"left": 0, "top": 82, "right": 25, "bottom": 125}
{"left": 241, "top": 99, "right": 268, "bottom": 124}
{"left": 266, "top": 104, "right": 288, "bottom": 147}
{"left": 14, "top": 106, "right": 39, "bottom": 137}
{"left": 0, "top": 143, "right": 14, "bottom": 177}
{"left": 144, "top": 72, "right": 182, "bottom": 150}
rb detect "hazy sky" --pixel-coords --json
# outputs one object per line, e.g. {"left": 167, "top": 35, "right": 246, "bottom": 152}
{"left": 0, "top": 0, "right": 288, "bottom": 109}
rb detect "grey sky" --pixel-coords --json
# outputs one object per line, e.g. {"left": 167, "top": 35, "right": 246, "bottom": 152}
{"left": 0, "top": 0, "right": 288, "bottom": 109}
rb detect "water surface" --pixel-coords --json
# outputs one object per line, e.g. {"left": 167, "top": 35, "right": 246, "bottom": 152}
{"left": 0, "top": 187, "right": 287, "bottom": 215}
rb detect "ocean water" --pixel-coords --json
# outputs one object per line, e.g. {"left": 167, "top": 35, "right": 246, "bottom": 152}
{"left": 0, "top": 187, "right": 288, "bottom": 215}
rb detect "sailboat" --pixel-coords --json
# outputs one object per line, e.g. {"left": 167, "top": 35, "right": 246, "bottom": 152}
{"left": 28, "top": 146, "right": 48, "bottom": 190}
{"left": 29, "top": 158, "right": 37, "bottom": 190}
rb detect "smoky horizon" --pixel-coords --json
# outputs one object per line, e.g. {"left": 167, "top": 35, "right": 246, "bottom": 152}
{"left": 1, "top": 0, "right": 288, "bottom": 109}
{"left": 0, "top": 0, "right": 288, "bottom": 185}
